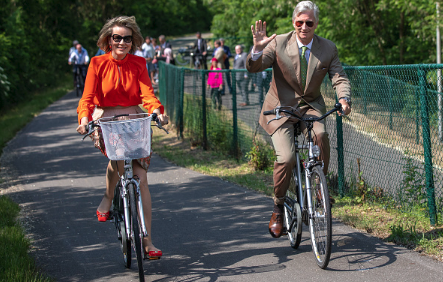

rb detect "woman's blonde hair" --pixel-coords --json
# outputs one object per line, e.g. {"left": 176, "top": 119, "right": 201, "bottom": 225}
{"left": 97, "top": 16, "right": 143, "bottom": 54}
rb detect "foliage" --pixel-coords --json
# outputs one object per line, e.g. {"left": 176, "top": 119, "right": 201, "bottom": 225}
{"left": 399, "top": 151, "right": 427, "bottom": 211}
{"left": 0, "top": 0, "right": 212, "bottom": 112}
{"left": 209, "top": 0, "right": 293, "bottom": 50}
{"left": 315, "top": 0, "right": 435, "bottom": 65}
{"left": 209, "top": 0, "right": 439, "bottom": 66}
{"left": 246, "top": 137, "right": 274, "bottom": 171}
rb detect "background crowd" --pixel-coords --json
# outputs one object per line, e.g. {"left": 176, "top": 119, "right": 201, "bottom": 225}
{"left": 68, "top": 31, "right": 272, "bottom": 109}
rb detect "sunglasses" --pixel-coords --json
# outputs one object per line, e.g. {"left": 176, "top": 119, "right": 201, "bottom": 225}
{"left": 295, "top": 21, "right": 315, "bottom": 28}
{"left": 111, "top": 34, "right": 133, "bottom": 43}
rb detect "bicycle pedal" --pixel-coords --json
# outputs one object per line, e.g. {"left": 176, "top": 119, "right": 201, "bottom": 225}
{"left": 282, "top": 227, "right": 288, "bottom": 236}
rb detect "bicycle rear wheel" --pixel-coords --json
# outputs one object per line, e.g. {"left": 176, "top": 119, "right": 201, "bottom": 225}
{"left": 128, "top": 183, "right": 145, "bottom": 281}
{"left": 308, "top": 165, "right": 332, "bottom": 269}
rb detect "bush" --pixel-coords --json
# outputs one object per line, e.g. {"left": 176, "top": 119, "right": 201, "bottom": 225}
{"left": 246, "top": 138, "right": 274, "bottom": 171}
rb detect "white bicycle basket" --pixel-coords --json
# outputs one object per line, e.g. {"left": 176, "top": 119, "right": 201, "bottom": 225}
{"left": 99, "top": 114, "right": 152, "bottom": 160}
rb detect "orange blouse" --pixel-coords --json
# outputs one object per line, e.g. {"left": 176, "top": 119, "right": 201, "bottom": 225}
{"left": 77, "top": 52, "right": 164, "bottom": 124}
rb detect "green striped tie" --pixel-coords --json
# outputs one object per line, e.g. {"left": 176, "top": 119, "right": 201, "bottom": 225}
{"left": 300, "top": 46, "right": 308, "bottom": 91}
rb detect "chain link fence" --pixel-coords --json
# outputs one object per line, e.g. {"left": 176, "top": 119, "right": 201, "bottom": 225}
{"left": 158, "top": 61, "right": 443, "bottom": 225}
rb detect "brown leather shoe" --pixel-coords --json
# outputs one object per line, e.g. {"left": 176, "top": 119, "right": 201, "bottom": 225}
{"left": 268, "top": 212, "right": 284, "bottom": 238}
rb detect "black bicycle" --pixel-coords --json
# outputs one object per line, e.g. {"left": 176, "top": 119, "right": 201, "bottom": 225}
{"left": 264, "top": 103, "right": 344, "bottom": 269}
{"left": 83, "top": 112, "right": 168, "bottom": 281}
{"left": 73, "top": 64, "right": 86, "bottom": 97}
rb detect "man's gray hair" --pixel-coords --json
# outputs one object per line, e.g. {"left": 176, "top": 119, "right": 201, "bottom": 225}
{"left": 292, "top": 1, "right": 319, "bottom": 23}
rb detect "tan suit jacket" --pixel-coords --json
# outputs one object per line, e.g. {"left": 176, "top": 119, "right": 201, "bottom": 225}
{"left": 246, "top": 31, "right": 351, "bottom": 135}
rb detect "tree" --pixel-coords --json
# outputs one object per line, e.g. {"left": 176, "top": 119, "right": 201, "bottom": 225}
{"left": 208, "top": 0, "right": 438, "bottom": 65}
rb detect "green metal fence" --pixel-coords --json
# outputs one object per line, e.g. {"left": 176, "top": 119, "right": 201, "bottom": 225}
{"left": 158, "top": 61, "right": 443, "bottom": 225}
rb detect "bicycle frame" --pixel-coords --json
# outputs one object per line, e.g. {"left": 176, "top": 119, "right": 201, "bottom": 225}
{"left": 291, "top": 126, "right": 319, "bottom": 225}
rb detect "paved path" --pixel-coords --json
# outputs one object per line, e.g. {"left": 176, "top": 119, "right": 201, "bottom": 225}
{"left": 1, "top": 90, "right": 443, "bottom": 282}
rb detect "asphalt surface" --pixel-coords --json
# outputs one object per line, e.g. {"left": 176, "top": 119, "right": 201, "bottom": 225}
{"left": 1, "top": 90, "right": 443, "bottom": 282}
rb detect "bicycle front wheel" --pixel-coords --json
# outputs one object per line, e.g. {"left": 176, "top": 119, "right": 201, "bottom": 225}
{"left": 175, "top": 54, "right": 191, "bottom": 66}
{"left": 308, "top": 165, "right": 332, "bottom": 269}
{"left": 128, "top": 183, "right": 145, "bottom": 281}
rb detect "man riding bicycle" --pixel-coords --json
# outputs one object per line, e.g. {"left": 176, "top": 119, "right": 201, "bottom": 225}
{"left": 246, "top": 1, "right": 351, "bottom": 239}
{"left": 192, "top": 32, "right": 207, "bottom": 69}
{"left": 68, "top": 43, "right": 89, "bottom": 88}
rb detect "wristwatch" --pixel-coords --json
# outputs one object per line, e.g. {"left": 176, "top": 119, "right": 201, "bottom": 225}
{"left": 339, "top": 97, "right": 352, "bottom": 107}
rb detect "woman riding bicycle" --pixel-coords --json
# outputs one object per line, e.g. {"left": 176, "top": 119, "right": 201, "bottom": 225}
{"left": 76, "top": 15, "right": 168, "bottom": 259}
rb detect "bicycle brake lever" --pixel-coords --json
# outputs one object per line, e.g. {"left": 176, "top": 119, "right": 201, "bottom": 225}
{"left": 155, "top": 119, "right": 169, "bottom": 134}
{"left": 82, "top": 129, "right": 95, "bottom": 140}
{"left": 338, "top": 109, "right": 351, "bottom": 121}
{"left": 157, "top": 123, "right": 169, "bottom": 134}
{"left": 266, "top": 108, "right": 283, "bottom": 124}
{"left": 82, "top": 122, "right": 97, "bottom": 140}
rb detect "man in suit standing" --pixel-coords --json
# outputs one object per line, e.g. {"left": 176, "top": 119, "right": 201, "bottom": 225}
{"left": 192, "top": 32, "right": 208, "bottom": 69}
{"left": 234, "top": 45, "right": 249, "bottom": 107}
{"left": 246, "top": 1, "right": 351, "bottom": 238}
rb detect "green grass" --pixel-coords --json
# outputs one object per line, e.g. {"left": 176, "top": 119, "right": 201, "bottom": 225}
{"left": 0, "top": 75, "right": 70, "bottom": 282}
{"left": 0, "top": 196, "right": 52, "bottom": 282}
{"left": 332, "top": 196, "right": 443, "bottom": 261}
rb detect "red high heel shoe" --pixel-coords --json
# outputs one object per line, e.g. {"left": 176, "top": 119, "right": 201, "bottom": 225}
{"left": 96, "top": 210, "right": 111, "bottom": 222}
{"left": 144, "top": 250, "right": 162, "bottom": 260}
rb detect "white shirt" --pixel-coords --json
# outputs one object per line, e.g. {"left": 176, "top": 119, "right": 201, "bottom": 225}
{"left": 68, "top": 48, "right": 89, "bottom": 64}
{"left": 296, "top": 38, "right": 313, "bottom": 63}
{"left": 142, "top": 43, "right": 155, "bottom": 58}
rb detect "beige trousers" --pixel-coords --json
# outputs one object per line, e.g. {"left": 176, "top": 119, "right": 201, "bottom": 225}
{"left": 270, "top": 107, "right": 330, "bottom": 205}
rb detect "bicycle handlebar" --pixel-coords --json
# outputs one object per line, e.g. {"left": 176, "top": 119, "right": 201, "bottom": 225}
{"left": 263, "top": 103, "right": 345, "bottom": 125}
{"left": 82, "top": 112, "right": 168, "bottom": 140}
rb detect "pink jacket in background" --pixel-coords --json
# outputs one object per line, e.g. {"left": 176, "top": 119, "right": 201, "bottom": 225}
{"left": 207, "top": 68, "right": 223, "bottom": 88}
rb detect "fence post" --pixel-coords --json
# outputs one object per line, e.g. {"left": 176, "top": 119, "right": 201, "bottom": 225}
{"left": 418, "top": 67, "right": 437, "bottom": 226}
{"left": 201, "top": 70, "right": 207, "bottom": 150}
{"left": 158, "top": 62, "right": 165, "bottom": 105}
{"left": 336, "top": 101, "right": 345, "bottom": 197}
{"left": 389, "top": 75, "right": 393, "bottom": 130}
{"left": 415, "top": 88, "right": 420, "bottom": 145}
{"left": 178, "top": 68, "right": 184, "bottom": 140}
{"left": 363, "top": 72, "right": 367, "bottom": 115}
{"left": 231, "top": 70, "right": 239, "bottom": 159}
